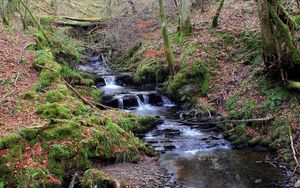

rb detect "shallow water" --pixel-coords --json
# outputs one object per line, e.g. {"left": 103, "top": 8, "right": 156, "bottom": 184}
{"left": 80, "top": 56, "right": 285, "bottom": 188}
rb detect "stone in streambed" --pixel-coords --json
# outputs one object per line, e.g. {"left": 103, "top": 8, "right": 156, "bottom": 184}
{"left": 294, "top": 180, "right": 300, "bottom": 188}
{"left": 148, "top": 93, "right": 163, "bottom": 106}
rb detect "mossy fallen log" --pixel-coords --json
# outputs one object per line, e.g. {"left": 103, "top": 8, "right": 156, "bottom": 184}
{"left": 53, "top": 21, "right": 107, "bottom": 29}
{"left": 62, "top": 16, "right": 105, "bottom": 23}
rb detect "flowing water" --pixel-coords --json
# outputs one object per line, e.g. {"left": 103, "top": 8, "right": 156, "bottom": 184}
{"left": 79, "top": 56, "right": 286, "bottom": 188}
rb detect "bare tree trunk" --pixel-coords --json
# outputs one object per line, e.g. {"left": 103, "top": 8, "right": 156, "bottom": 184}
{"left": 158, "top": 0, "right": 175, "bottom": 76}
{"left": 212, "top": 0, "right": 225, "bottom": 28}
{"left": 179, "top": 0, "right": 192, "bottom": 36}
{"left": 257, "top": 0, "right": 300, "bottom": 80}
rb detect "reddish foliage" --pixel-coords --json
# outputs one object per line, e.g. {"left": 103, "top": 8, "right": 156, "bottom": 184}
{"left": 134, "top": 20, "right": 154, "bottom": 30}
{"left": 140, "top": 30, "right": 160, "bottom": 40}
{"left": 143, "top": 49, "right": 164, "bottom": 58}
{"left": 0, "top": 26, "right": 47, "bottom": 137}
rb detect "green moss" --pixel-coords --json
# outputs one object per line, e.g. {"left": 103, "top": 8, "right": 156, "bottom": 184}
{"left": 16, "top": 167, "right": 57, "bottom": 188}
{"left": 42, "top": 122, "right": 81, "bottom": 140}
{"left": 133, "top": 62, "right": 162, "bottom": 84}
{"left": 70, "top": 101, "right": 90, "bottom": 116}
{"left": 261, "top": 86, "right": 291, "bottom": 114}
{"left": 19, "top": 128, "right": 39, "bottom": 141}
{"left": 234, "top": 124, "right": 246, "bottom": 136}
{"left": 167, "top": 60, "right": 210, "bottom": 101}
{"left": 45, "top": 90, "right": 65, "bottom": 103}
{"left": 0, "top": 134, "right": 22, "bottom": 150}
{"left": 34, "top": 61, "right": 62, "bottom": 91}
{"left": 81, "top": 169, "right": 114, "bottom": 188}
{"left": 21, "top": 91, "right": 37, "bottom": 100}
{"left": 32, "top": 50, "right": 55, "bottom": 72}
{"left": 36, "top": 102, "right": 72, "bottom": 119}
{"left": 120, "top": 116, "right": 161, "bottom": 134}
{"left": 61, "top": 65, "right": 94, "bottom": 86}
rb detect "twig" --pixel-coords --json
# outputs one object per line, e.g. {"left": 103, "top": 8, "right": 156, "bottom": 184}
{"left": 61, "top": 78, "right": 97, "bottom": 109}
{"left": 14, "top": 72, "right": 20, "bottom": 85}
{"left": 17, "top": 43, "right": 32, "bottom": 64}
{"left": 68, "top": 172, "right": 78, "bottom": 188}
{"left": 288, "top": 124, "right": 299, "bottom": 176}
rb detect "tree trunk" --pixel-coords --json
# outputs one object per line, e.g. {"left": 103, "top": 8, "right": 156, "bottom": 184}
{"left": 179, "top": 0, "right": 192, "bottom": 36}
{"left": 257, "top": 0, "right": 300, "bottom": 79}
{"left": 158, "top": 0, "right": 175, "bottom": 76}
{"left": 212, "top": 0, "right": 225, "bottom": 28}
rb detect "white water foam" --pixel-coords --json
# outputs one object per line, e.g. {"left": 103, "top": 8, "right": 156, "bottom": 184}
{"left": 103, "top": 76, "right": 122, "bottom": 89}
{"left": 180, "top": 128, "right": 204, "bottom": 137}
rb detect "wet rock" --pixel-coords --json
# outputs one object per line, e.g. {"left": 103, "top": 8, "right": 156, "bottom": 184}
{"left": 148, "top": 93, "right": 163, "bottom": 106}
{"left": 255, "top": 179, "right": 262, "bottom": 184}
{"left": 94, "top": 76, "right": 106, "bottom": 87}
{"left": 116, "top": 74, "right": 134, "bottom": 86}
{"left": 294, "top": 180, "right": 300, "bottom": 188}
{"left": 163, "top": 144, "right": 176, "bottom": 150}
{"left": 104, "top": 99, "right": 119, "bottom": 108}
{"left": 123, "top": 96, "right": 139, "bottom": 109}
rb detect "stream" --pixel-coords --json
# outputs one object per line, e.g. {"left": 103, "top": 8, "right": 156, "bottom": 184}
{"left": 79, "top": 55, "right": 286, "bottom": 188}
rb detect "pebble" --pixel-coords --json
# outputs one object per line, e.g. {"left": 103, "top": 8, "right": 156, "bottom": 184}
{"left": 254, "top": 179, "right": 262, "bottom": 184}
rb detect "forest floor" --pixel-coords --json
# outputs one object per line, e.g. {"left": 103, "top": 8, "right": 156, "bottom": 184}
{"left": 0, "top": 26, "right": 47, "bottom": 137}
{"left": 1, "top": 0, "right": 300, "bottom": 186}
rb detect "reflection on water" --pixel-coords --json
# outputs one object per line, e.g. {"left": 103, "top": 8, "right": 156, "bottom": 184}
{"left": 162, "top": 149, "right": 283, "bottom": 188}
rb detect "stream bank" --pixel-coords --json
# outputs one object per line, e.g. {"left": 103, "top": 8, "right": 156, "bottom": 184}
{"left": 78, "top": 53, "right": 288, "bottom": 188}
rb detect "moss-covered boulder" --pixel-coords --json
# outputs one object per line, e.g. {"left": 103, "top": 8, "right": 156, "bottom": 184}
{"left": 167, "top": 60, "right": 210, "bottom": 102}
{"left": 133, "top": 62, "right": 168, "bottom": 85}
{"left": 81, "top": 169, "right": 115, "bottom": 188}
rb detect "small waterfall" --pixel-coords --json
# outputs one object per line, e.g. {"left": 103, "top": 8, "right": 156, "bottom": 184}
{"left": 117, "top": 98, "right": 124, "bottom": 109}
{"left": 143, "top": 95, "right": 149, "bottom": 104}
{"left": 162, "top": 96, "right": 173, "bottom": 106}
{"left": 104, "top": 76, "right": 117, "bottom": 86}
{"left": 136, "top": 95, "right": 144, "bottom": 107}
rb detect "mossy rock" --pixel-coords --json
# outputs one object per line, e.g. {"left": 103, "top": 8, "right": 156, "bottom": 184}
{"left": 133, "top": 62, "right": 168, "bottom": 85}
{"left": 118, "top": 116, "right": 161, "bottom": 134}
{"left": 167, "top": 60, "right": 210, "bottom": 102}
{"left": 81, "top": 168, "right": 115, "bottom": 188}
{"left": 232, "top": 135, "right": 248, "bottom": 146}
{"left": 21, "top": 91, "right": 37, "bottom": 100}
{"left": 36, "top": 102, "right": 72, "bottom": 119}
{"left": 45, "top": 90, "right": 65, "bottom": 103}
{"left": 61, "top": 65, "right": 94, "bottom": 86}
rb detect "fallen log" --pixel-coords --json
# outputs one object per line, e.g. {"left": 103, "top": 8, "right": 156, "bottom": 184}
{"left": 53, "top": 21, "right": 107, "bottom": 29}
{"left": 175, "top": 116, "right": 275, "bottom": 126}
{"left": 62, "top": 16, "right": 105, "bottom": 23}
